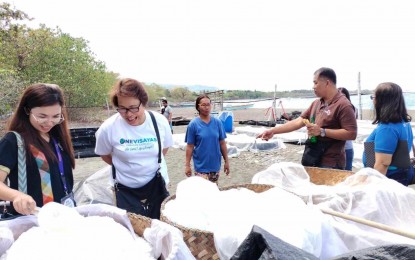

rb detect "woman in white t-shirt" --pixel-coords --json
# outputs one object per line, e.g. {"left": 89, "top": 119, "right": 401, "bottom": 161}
{"left": 95, "top": 78, "right": 173, "bottom": 219}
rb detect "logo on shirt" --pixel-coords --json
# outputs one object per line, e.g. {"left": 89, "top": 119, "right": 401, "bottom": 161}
{"left": 119, "top": 137, "right": 158, "bottom": 152}
{"left": 120, "top": 137, "right": 157, "bottom": 144}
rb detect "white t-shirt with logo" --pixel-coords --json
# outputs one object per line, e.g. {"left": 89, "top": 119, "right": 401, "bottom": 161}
{"left": 95, "top": 110, "right": 173, "bottom": 188}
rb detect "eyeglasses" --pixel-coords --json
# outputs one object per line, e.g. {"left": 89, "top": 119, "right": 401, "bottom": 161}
{"left": 198, "top": 103, "right": 211, "bottom": 107}
{"left": 31, "top": 113, "right": 64, "bottom": 125}
{"left": 116, "top": 104, "right": 141, "bottom": 114}
{"left": 370, "top": 95, "right": 375, "bottom": 100}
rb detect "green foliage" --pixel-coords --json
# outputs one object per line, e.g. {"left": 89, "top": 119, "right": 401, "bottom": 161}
{"left": 16, "top": 28, "right": 117, "bottom": 107}
{"left": 170, "top": 87, "right": 195, "bottom": 101}
{"left": 224, "top": 90, "right": 272, "bottom": 100}
{"left": 0, "top": 70, "right": 25, "bottom": 115}
{"left": 0, "top": 3, "right": 118, "bottom": 113}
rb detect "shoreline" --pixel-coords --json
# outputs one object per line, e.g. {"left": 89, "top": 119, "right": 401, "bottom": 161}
{"left": 169, "top": 107, "right": 415, "bottom": 122}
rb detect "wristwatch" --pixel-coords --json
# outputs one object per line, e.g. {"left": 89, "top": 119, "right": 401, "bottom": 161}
{"left": 320, "top": 128, "right": 326, "bottom": 137}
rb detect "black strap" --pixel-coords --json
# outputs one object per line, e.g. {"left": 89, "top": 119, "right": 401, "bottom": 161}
{"left": 148, "top": 111, "right": 162, "bottom": 164}
{"left": 112, "top": 111, "right": 162, "bottom": 180}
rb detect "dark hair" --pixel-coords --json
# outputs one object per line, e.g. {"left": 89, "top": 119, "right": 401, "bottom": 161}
{"left": 195, "top": 94, "right": 210, "bottom": 112}
{"left": 315, "top": 67, "right": 337, "bottom": 84}
{"left": 6, "top": 83, "right": 75, "bottom": 168}
{"left": 110, "top": 78, "right": 148, "bottom": 107}
{"left": 338, "top": 87, "right": 355, "bottom": 112}
{"left": 372, "top": 82, "right": 411, "bottom": 124}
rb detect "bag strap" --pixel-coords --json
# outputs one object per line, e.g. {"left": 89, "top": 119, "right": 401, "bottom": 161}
{"left": 148, "top": 111, "right": 162, "bottom": 164}
{"left": 112, "top": 111, "right": 162, "bottom": 180}
{"left": 11, "top": 131, "right": 27, "bottom": 194}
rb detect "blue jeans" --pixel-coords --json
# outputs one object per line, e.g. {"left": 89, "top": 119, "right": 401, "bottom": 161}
{"left": 345, "top": 148, "right": 354, "bottom": 171}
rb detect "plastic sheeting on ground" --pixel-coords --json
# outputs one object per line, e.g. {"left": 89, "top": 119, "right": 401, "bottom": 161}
{"left": 171, "top": 130, "right": 285, "bottom": 158}
{"left": 234, "top": 125, "right": 308, "bottom": 144}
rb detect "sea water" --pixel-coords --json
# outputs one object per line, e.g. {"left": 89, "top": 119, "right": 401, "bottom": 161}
{"left": 234, "top": 92, "right": 415, "bottom": 110}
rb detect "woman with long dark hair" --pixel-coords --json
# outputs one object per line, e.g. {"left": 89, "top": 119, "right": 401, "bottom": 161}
{"left": 0, "top": 83, "right": 75, "bottom": 215}
{"left": 363, "top": 82, "right": 414, "bottom": 185}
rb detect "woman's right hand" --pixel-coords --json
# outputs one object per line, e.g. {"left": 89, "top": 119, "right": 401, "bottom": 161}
{"left": 12, "top": 193, "right": 37, "bottom": 215}
{"left": 185, "top": 165, "right": 192, "bottom": 177}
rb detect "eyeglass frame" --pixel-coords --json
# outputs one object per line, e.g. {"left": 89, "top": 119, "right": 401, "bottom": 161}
{"left": 31, "top": 113, "right": 65, "bottom": 125}
{"left": 116, "top": 103, "right": 141, "bottom": 114}
{"left": 370, "top": 95, "right": 375, "bottom": 100}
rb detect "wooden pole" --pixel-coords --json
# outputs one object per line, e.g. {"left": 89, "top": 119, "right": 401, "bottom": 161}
{"left": 357, "top": 72, "right": 363, "bottom": 120}
{"left": 274, "top": 84, "right": 277, "bottom": 121}
{"left": 268, "top": 84, "right": 277, "bottom": 122}
{"left": 321, "top": 208, "right": 415, "bottom": 240}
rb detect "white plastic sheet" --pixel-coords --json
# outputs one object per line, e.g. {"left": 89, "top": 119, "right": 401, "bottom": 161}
{"left": 144, "top": 219, "right": 195, "bottom": 260}
{"left": 3, "top": 202, "right": 155, "bottom": 260}
{"left": 251, "top": 162, "right": 415, "bottom": 258}
{"left": 162, "top": 176, "right": 331, "bottom": 259}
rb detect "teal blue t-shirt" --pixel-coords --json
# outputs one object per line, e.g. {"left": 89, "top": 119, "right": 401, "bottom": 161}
{"left": 363, "top": 121, "right": 413, "bottom": 169}
{"left": 185, "top": 117, "right": 227, "bottom": 172}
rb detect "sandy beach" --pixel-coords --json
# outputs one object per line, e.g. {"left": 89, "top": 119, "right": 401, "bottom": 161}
{"left": 73, "top": 106, "right": 415, "bottom": 195}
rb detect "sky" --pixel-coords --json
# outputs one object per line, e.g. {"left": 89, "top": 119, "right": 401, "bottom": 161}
{"left": 5, "top": 0, "right": 415, "bottom": 92}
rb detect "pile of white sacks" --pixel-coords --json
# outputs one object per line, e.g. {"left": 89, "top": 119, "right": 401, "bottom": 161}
{"left": 163, "top": 162, "right": 415, "bottom": 260}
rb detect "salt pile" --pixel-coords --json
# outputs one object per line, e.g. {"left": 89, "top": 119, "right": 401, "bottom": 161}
{"left": 3, "top": 202, "right": 154, "bottom": 260}
{"left": 162, "top": 176, "right": 336, "bottom": 259}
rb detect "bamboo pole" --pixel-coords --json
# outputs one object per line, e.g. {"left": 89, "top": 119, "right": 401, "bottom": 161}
{"left": 321, "top": 208, "right": 415, "bottom": 240}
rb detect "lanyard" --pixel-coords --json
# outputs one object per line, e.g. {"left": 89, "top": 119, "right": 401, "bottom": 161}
{"left": 52, "top": 138, "right": 69, "bottom": 195}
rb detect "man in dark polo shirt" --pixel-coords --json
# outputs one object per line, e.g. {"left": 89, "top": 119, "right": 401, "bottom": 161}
{"left": 257, "top": 67, "right": 357, "bottom": 169}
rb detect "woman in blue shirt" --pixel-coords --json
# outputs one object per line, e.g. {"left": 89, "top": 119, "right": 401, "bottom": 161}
{"left": 185, "top": 94, "right": 230, "bottom": 183}
{"left": 363, "top": 82, "right": 414, "bottom": 186}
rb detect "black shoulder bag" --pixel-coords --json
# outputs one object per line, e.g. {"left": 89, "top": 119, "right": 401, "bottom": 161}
{"left": 301, "top": 102, "right": 333, "bottom": 167}
{"left": 112, "top": 111, "right": 169, "bottom": 219}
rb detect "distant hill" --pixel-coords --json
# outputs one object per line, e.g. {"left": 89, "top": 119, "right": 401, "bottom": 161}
{"left": 158, "top": 83, "right": 219, "bottom": 92}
